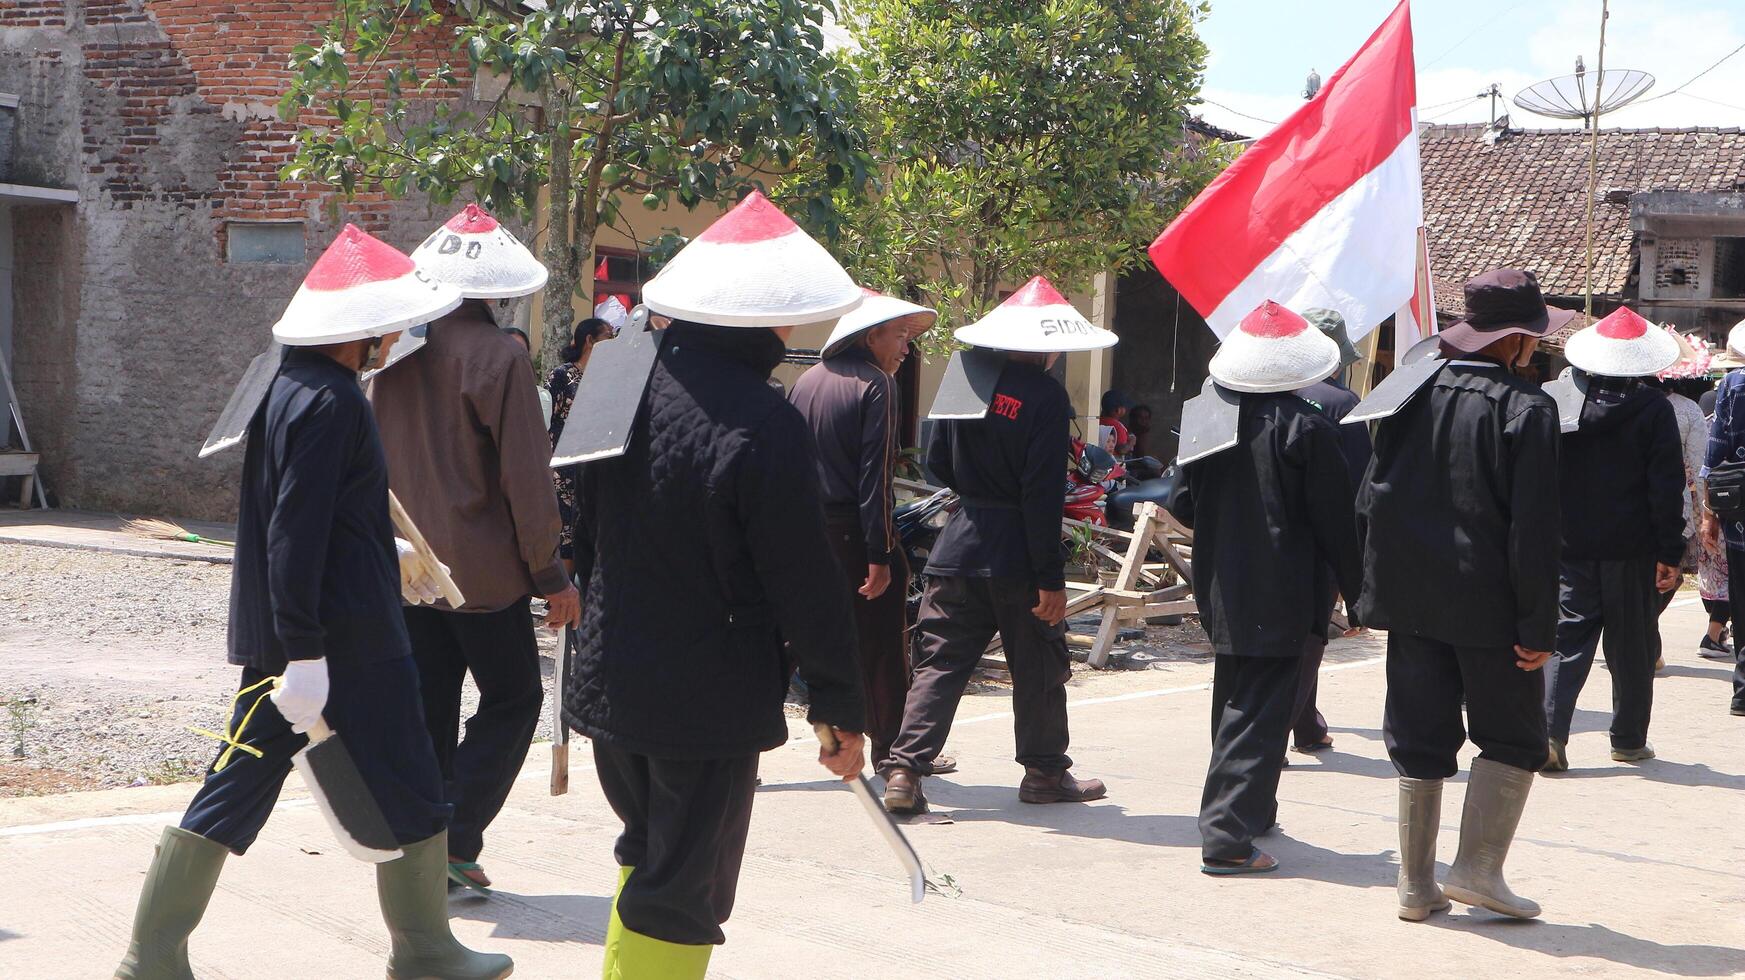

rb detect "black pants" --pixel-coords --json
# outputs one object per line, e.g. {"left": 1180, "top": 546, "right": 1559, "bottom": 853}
{"left": 1289, "top": 635, "right": 1329, "bottom": 749}
{"left": 1546, "top": 557, "right": 1657, "bottom": 748}
{"left": 1384, "top": 633, "right": 1547, "bottom": 779}
{"left": 824, "top": 517, "right": 911, "bottom": 768}
{"left": 593, "top": 741, "right": 759, "bottom": 946}
{"left": 1200, "top": 654, "right": 1299, "bottom": 862}
{"left": 403, "top": 599, "right": 541, "bottom": 862}
{"left": 887, "top": 575, "right": 1072, "bottom": 775}
{"left": 181, "top": 658, "right": 450, "bottom": 853}
{"left": 1727, "top": 546, "right": 1745, "bottom": 711}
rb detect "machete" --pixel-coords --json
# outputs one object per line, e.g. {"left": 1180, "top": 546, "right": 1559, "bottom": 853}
{"left": 814, "top": 724, "right": 926, "bottom": 903}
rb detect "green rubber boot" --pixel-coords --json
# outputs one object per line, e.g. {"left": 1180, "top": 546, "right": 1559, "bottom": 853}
{"left": 601, "top": 865, "right": 633, "bottom": 977}
{"left": 116, "top": 826, "right": 229, "bottom": 980}
{"left": 601, "top": 866, "right": 711, "bottom": 980}
{"left": 377, "top": 832, "right": 514, "bottom": 979}
{"left": 606, "top": 926, "right": 713, "bottom": 980}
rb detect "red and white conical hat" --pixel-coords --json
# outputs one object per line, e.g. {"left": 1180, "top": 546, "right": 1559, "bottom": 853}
{"left": 1207, "top": 301, "right": 1340, "bottom": 393}
{"left": 823, "top": 287, "right": 938, "bottom": 357}
{"left": 273, "top": 224, "right": 463, "bottom": 346}
{"left": 953, "top": 276, "right": 1117, "bottom": 353}
{"left": 412, "top": 204, "right": 548, "bottom": 299}
{"left": 1564, "top": 307, "right": 1680, "bottom": 378}
{"left": 641, "top": 191, "right": 862, "bottom": 327}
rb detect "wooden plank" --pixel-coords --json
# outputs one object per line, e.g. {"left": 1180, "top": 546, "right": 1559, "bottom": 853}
{"left": 1088, "top": 503, "right": 1158, "bottom": 668}
{"left": 1115, "top": 599, "right": 1198, "bottom": 622}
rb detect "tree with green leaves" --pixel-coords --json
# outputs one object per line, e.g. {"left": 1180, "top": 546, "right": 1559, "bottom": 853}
{"left": 796, "top": 0, "right": 1223, "bottom": 347}
{"left": 280, "top": 0, "right": 869, "bottom": 368}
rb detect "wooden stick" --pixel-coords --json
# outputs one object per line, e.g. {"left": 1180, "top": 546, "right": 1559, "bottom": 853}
{"left": 387, "top": 491, "right": 467, "bottom": 609}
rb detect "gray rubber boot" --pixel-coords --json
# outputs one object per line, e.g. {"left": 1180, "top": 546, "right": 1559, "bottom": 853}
{"left": 1443, "top": 758, "right": 1541, "bottom": 919}
{"left": 116, "top": 826, "right": 229, "bottom": 980}
{"left": 377, "top": 832, "right": 514, "bottom": 980}
{"left": 1396, "top": 778, "right": 1450, "bottom": 921}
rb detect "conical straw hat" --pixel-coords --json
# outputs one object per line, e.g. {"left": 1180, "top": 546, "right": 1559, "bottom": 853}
{"left": 641, "top": 191, "right": 862, "bottom": 327}
{"left": 412, "top": 203, "right": 549, "bottom": 299}
{"left": 273, "top": 225, "right": 463, "bottom": 346}
{"left": 1207, "top": 301, "right": 1341, "bottom": 393}
{"left": 952, "top": 276, "right": 1117, "bottom": 353}
{"left": 823, "top": 288, "right": 938, "bottom": 357}
{"left": 1563, "top": 307, "right": 1680, "bottom": 378}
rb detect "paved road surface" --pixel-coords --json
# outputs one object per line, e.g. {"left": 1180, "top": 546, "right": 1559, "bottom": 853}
{"left": 4, "top": 602, "right": 1742, "bottom": 978}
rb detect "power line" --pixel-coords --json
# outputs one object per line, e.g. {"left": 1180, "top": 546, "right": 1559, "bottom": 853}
{"left": 1636, "top": 40, "right": 1745, "bottom": 106}
{"left": 1198, "top": 97, "right": 1278, "bottom": 128}
{"left": 1420, "top": 0, "right": 1532, "bottom": 70}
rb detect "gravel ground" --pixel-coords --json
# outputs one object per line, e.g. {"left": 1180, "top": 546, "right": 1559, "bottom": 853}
{"left": 0, "top": 542, "right": 561, "bottom": 795}
{"left": 1, "top": 540, "right": 1206, "bottom": 796}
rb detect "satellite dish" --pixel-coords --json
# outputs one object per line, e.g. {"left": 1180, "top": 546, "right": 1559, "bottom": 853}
{"left": 1513, "top": 67, "right": 1654, "bottom": 121}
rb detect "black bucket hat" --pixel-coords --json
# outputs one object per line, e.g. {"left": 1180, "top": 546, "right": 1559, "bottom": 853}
{"left": 1438, "top": 268, "right": 1577, "bottom": 354}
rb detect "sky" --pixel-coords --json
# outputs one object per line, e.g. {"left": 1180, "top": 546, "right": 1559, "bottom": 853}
{"left": 1195, "top": 0, "right": 1745, "bottom": 137}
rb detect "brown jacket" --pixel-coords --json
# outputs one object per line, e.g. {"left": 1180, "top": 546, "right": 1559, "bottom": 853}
{"left": 369, "top": 303, "right": 567, "bottom": 611}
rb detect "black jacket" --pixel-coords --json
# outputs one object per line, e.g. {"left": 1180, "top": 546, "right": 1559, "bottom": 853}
{"left": 229, "top": 349, "right": 409, "bottom": 673}
{"left": 924, "top": 360, "right": 1071, "bottom": 591}
{"left": 1356, "top": 360, "right": 1562, "bottom": 651}
{"left": 788, "top": 348, "right": 898, "bottom": 562}
{"left": 564, "top": 323, "right": 864, "bottom": 758}
{"left": 1170, "top": 392, "right": 1363, "bottom": 658}
{"left": 1559, "top": 374, "right": 1686, "bottom": 566}
{"left": 1297, "top": 378, "right": 1372, "bottom": 490}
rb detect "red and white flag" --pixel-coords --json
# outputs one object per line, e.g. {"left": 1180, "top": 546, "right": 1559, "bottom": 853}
{"left": 1394, "top": 225, "right": 1437, "bottom": 357}
{"left": 1149, "top": 0, "right": 1420, "bottom": 340}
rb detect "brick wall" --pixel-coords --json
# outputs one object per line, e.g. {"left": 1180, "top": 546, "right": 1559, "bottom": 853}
{"left": 0, "top": 1, "right": 482, "bottom": 519}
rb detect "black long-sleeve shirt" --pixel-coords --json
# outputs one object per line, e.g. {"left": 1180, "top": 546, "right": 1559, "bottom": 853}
{"left": 1356, "top": 359, "right": 1562, "bottom": 651}
{"left": 1170, "top": 391, "right": 1363, "bottom": 658}
{"left": 1297, "top": 378, "right": 1372, "bottom": 490}
{"left": 228, "top": 349, "right": 409, "bottom": 673}
{"left": 924, "top": 359, "right": 1070, "bottom": 591}
{"left": 564, "top": 323, "right": 863, "bottom": 758}
{"left": 788, "top": 347, "right": 898, "bottom": 562}
{"left": 1559, "top": 375, "right": 1686, "bottom": 566}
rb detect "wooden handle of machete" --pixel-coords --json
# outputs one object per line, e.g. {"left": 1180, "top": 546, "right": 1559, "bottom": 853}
{"left": 387, "top": 491, "right": 467, "bottom": 609}
{"left": 813, "top": 723, "right": 840, "bottom": 751}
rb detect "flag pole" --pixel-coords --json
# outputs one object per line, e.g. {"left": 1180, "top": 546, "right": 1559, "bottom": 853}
{"left": 1583, "top": 0, "right": 1610, "bottom": 319}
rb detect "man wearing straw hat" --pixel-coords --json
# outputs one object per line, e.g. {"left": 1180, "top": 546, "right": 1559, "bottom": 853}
{"left": 1169, "top": 301, "right": 1363, "bottom": 876}
{"left": 370, "top": 204, "right": 579, "bottom": 894}
{"left": 563, "top": 192, "right": 866, "bottom": 979}
{"left": 790, "top": 288, "right": 953, "bottom": 777}
{"left": 1543, "top": 308, "right": 1685, "bottom": 771}
{"left": 882, "top": 276, "right": 1116, "bottom": 815}
{"left": 116, "top": 226, "right": 513, "bottom": 980}
{"left": 1702, "top": 319, "right": 1745, "bottom": 717}
{"left": 1357, "top": 268, "right": 1569, "bottom": 922}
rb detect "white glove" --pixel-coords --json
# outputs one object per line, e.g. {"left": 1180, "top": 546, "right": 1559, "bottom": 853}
{"left": 273, "top": 658, "right": 330, "bottom": 735}
{"left": 395, "top": 537, "right": 449, "bottom": 606}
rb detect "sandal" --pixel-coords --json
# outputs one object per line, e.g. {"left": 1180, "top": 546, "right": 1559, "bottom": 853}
{"left": 446, "top": 860, "right": 493, "bottom": 896}
{"left": 1291, "top": 735, "right": 1334, "bottom": 754}
{"left": 1201, "top": 849, "right": 1279, "bottom": 876}
{"left": 928, "top": 754, "right": 959, "bottom": 776}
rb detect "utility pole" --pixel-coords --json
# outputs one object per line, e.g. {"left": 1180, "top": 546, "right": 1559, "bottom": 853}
{"left": 1485, "top": 83, "right": 1502, "bottom": 126}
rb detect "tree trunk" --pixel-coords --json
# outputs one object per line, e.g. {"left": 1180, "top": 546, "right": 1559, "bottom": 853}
{"left": 539, "top": 115, "right": 575, "bottom": 376}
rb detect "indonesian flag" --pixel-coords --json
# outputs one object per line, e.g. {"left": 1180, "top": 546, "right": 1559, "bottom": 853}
{"left": 594, "top": 292, "right": 633, "bottom": 330}
{"left": 1149, "top": 0, "right": 1420, "bottom": 340}
{"left": 1394, "top": 225, "right": 1437, "bottom": 357}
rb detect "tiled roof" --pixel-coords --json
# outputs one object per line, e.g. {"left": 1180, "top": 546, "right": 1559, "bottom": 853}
{"left": 1420, "top": 124, "right": 1745, "bottom": 299}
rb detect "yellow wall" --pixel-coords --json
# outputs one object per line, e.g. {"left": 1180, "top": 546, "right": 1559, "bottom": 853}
{"left": 532, "top": 187, "right": 1114, "bottom": 441}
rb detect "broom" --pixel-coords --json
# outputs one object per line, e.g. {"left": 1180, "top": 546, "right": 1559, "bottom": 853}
{"left": 123, "top": 517, "right": 235, "bottom": 548}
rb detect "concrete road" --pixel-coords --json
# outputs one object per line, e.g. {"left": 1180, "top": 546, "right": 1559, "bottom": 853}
{"left": 4, "top": 601, "right": 1742, "bottom": 978}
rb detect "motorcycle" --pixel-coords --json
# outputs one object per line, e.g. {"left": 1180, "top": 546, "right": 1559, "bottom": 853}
{"left": 895, "top": 485, "right": 959, "bottom": 623}
{"left": 1104, "top": 455, "right": 1181, "bottom": 532}
{"left": 1065, "top": 440, "right": 1117, "bottom": 525}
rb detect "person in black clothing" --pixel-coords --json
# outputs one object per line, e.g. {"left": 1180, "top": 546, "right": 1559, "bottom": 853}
{"left": 792, "top": 289, "right": 943, "bottom": 777}
{"left": 562, "top": 192, "right": 866, "bottom": 979}
{"left": 1170, "top": 301, "right": 1362, "bottom": 875}
{"left": 117, "top": 226, "right": 512, "bottom": 980}
{"left": 1357, "top": 267, "right": 1570, "bottom": 922}
{"left": 883, "top": 276, "right": 1118, "bottom": 814}
{"left": 1288, "top": 307, "right": 1372, "bottom": 757}
{"left": 548, "top": 316, "right": 616, "bottom": 573}
{"left": 1543, "top": 308, "right": 1685, "bottom": 770}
